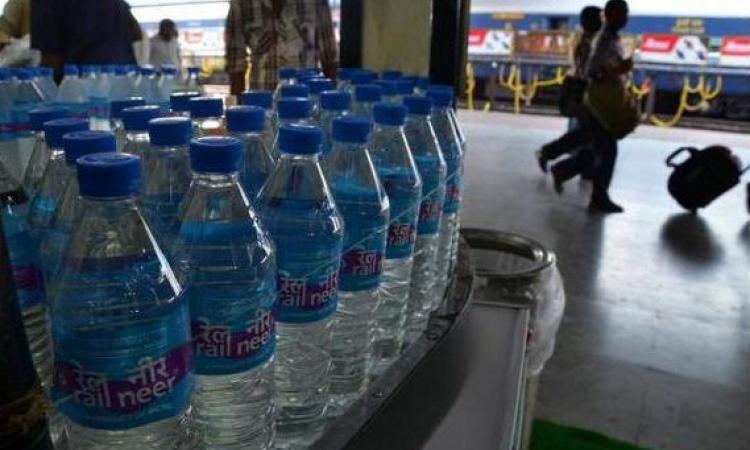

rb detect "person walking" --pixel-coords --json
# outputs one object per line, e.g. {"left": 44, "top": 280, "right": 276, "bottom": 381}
{"left": 536, "top": 6, "right": 602, "bottom": 192}
{"left": 224, "top": 0, "right": 338, "bottom": 95}
{"left": 149, "top": 19, "right": 182, "bottom": 71}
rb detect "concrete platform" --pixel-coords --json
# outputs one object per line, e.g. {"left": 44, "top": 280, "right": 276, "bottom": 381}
{"left": 458, "top": 111, "right": 750, "bottom": 450}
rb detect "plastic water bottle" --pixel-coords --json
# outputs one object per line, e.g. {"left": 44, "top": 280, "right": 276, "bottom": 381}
{"left": 226, "top": 106, "right": 274, "bottom": 201}
{"left": 57, "top": 65, "right": 89, "bottom": 119}
{"left": 240, "top": 90, "right": 275, "bottom": 148}
{"left": 0, "top": 70, "right": 18, "bottom": 181}
{"left": 349, "top": 70, "right": 378, "bottom": 94}
{"left": 141, "top": 117, "right": 193, "bottom": 254}
{"left": 381, "top": 70, "right": 403, "bottom": 81}
{"left": 296, "top": 68, "right": 322, "bottom": 83}
{"left": 121, "top": 105, "right": 161, "bottom": 159}
{"left": 279, "top": 84, "right": 310, "bottom": 101}
{"left": 39, "top": 131, "right": 116, "bottom": 290}
{"left": 110, "top": 97, "right": 146, "bottom": 150}
{"left": 273, "top": 67, "right": 298, "bottom": 104}
{"left": 88, "top": 65, "right": 114, "bottom": 131}
{"left": 110, "top": 66, "right": 136, "bottom": 101}
{"left": 335, "top": 68, "right": 357, "bottom": 91}
{"left": 271, "top": 98, "right": 313, "bottom": 159}
{"left": 170, "top": 91, "right": 200, "bottom": 117}
{"left": 322, "top": 117, "right": 389, "bottom": 413}
{"left": 374, "top": 80, "right": 400, "bottom": 103}
{"left": 27, "top": 118, "right": 89, "bottom": 232}
{"left": 352, "top": 84, "right": 382, "bottom": 120}
{"left": 414, "top": 76, "right": 431, "bottom": 96}
{"left": 256, "top": 124, "right": 344, "bottom": 448}
{"left": 184, "top": 66, "right": 205, "bottom": 94}
{"left": 402, "top": 95, "right": 446, "bottom": 342}
{"left": 159, "top": 65, "right": 178, "bottom": 111}
{"left": 137, "top": 66, "right": 161, "bottom": 105}
{"left": 318, "top": 91, "right": 351, "bottom": 155}
{"left": 51, "top": 152, "right": 193, "bottom": 450}
{"left": 426, "top": 87, "right": 464, "bottom": 301}
{"left": 368, "top": 103, "right": 422, "bottom": 373}
{"left": 80, "top": 65, "right": 100, "bottom": 121}
{"left": 395, "top": 79, "right": 416, "bottom": 103}
{"left": 13, "top": 69, "right": 46, "bottom": 175}
{"left": 306, "top": 78, "right": 335, "bottom": 121}
{"left": 172, "top": 137, "right": 276, "bottom": 449}
{"left": 34, "top": 67, "right": 59, "bottom": 101}
{"left": 189, "top": 96, "right": 225, "bottom": 137}
{"left": 23, "top": 106, "right": 70, "bottom": 198}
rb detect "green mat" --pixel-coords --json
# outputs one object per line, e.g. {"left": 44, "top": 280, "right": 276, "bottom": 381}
{"left": 531, "top": 420, "right": 654, "bottom": 450}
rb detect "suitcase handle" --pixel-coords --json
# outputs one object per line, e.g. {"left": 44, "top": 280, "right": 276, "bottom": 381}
{"left": 666, "top": 147, "right": 697, "bottom": 168}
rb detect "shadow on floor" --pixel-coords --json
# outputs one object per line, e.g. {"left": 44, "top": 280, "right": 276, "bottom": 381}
{"left": 660, "top": 213, "right": 724, "bottom": 265}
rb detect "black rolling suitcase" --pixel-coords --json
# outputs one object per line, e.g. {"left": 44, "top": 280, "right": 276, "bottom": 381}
{"left": 666, "top": 145, "right": 748, "bottom": 212}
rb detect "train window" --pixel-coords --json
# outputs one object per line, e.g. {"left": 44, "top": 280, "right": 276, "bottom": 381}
{"left": 548, "top": 17, "right": 570, "bottom": 31}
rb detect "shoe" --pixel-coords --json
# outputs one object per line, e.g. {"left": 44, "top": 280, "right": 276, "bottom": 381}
{"left": 551, "top": 168, "right": 565, "bottom": 194}
{"left": 535, "top": 150, "right": 548, "bottom": 173}
{"left": 588, "top": 197, "right": 624, "bottom": 213}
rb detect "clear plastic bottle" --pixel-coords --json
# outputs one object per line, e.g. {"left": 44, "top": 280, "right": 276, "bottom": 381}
{"left": 402, "top": 95, "right": 446, "bottom": 343}
{"left": 395, "top": 79, "right": 416, "bottom": 103}
{"left": 351, "top": 84, "right": 382, "bottom": 120}
{"left": 27, "top": 118, "right": 89, "bottom": 232}
{"left": 51, "top": 152, "right": 193, "bottom": 450}
{"left": 256, "top": 124, "right": 344, "bottom": 448}
{"left": 23, "top": 106, "right": 70, "bottom": 198}
{"left": 136, "top": 66, "right": 161, "bottom": 105}
{"left": 12, "top": 69, "right": 46, "bottom": 176}
{"left": 273, "top": 67, "right": 298, "bottom": 104}
{"left": 240, "top": 90, "right": 275, "bottom": 149}
{"left": 89, "top": 65, "right": 114, "bottom": 131}
{"left": 335, "top": 68, "right": 356, "bottom": 91}
{"left": 348, "top": 70, "right": 378, "bottom": 95}
{"left": 318, "top": 91, "right": 351, "bottom": 156}
{"left": 141, "top": 116, "right": 193, "bottom": 256}
{"left": 184, "top": 67, "right": 205, "bottom": 94}
{"left": 173, "top": 137, "right": 276, "bottom": 450}
{"left": 110, "top": 97, "right": 145, "bottom": 150}
{"left": 39, "top": 131, "right": 117, "bottom": 292}
{"left": 427, "top": 87, "right": 464, "bottom": 302}
{"left": 305, "top": 78, "right": 334, "bottom": 121}
{"left": 109, "top": 66, "right": 137, "bottom": 102}
{"left": 414, "top": 76, "right": 431, "bottom": 96}
{"left": 271, "top": 98, "right": 313, "bottom": 159}
{"left": 322, "top": 117, "right": 389, "bottom": 413}
{"left": 279, "top": 84, "right": 310, "bottom": 101}
{"left": 121, "top": 105, "right": 161, "bottom": 159}
{"left": 226, "top": 106, "right": 274, "bottom": 201}
{"left": 169, "top": 91, "right": 200, "bottom": 117}
{"left": 56, "top": 64, "right": 89, "bottom": 119}
{"left": 374, "top": 80, "right": 400, "bottom": 103}
{"left": 189, "top": 96, "right": 224, "bottom": 137}
{"left": 0, "top": 69, "right": 17, "bottom": 182}
{"left": 80, "top": 65, "right": 106, "bottom": 130}
{"left": 34, "top": 67, "right": 59, "bottom": 101}
{"left": 368, "top": 104, "right": 422, "bottom": 373}
{"left": 159, "top": 65, "right": 178, "bottom": 112}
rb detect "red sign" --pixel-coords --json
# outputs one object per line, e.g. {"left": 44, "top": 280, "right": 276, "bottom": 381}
{"left": 721, "top": 37, "right": 750, "bottom": 56}
{"left": 640, "top": 34, "right": 679, "bottom": 53}
{"left": 469, "top": 29, "right": 489, "bottom": 46}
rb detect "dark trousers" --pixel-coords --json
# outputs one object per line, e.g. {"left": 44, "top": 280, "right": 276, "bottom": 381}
{"left": 542, "top": 113, "right": 595, "bottom": 181}
{"left": 587, "top": 112, "right": 618, "bottom": 200}
{"left": 540, "top": 123, "right": 590, "bottom": 161}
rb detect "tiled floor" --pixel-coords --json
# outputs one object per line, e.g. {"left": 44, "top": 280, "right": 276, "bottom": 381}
{"left": 458, "top": 111, "right": 750, "bottom": 450}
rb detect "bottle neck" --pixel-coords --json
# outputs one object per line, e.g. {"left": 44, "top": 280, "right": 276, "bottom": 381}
{"left": 191, "top": 171, "right": 239, "bottom": 188}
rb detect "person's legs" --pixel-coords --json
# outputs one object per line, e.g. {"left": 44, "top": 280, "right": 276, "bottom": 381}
{"left": 588, "top": 115, "right": 623, "bottom": 213}
{"left": 536, "top": 125, "right": 591, "bottom": 172}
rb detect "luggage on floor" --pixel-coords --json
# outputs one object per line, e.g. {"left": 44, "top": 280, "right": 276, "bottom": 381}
{"left": 666, "top": 145, "right": 748, "bottom": 212}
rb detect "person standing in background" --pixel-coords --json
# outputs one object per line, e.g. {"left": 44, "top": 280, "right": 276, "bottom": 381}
{"left": 225, "top": 0, "right": 338, "bottom": 95}
{"left": 149, "top": 18, "right": 182, "bottom": 71}
{"left": 31, "top": 0, "right": 141, "bottom": 80}
{"left": 0, "top": 0, "right": 29, "bottom": 50}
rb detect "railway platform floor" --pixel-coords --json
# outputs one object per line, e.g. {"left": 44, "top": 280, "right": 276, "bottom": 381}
{"left": 459, "top": 111, "right": 750, "bottom": 450}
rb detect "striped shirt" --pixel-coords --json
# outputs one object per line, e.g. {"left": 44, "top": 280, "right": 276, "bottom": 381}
{"left": 225, "top": 0, "right": 338, "bottom": 90}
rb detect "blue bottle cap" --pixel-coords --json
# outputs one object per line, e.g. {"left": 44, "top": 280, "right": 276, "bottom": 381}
{"left": 277, "top": 97, "right": 312, "bottom": 120}
{"left": 148, "top": 117, "right": 193, "bottom": 146}
{"left": 306, "top": 78, "right": 335, "bottom": 95}
{"left": 187, "top": 66, "right": 200, "bottom": 74}
{"left": 296, "top": 68, "right": 321, "bottom": 79}
{"left": 15, "top": 69, "right": 32, "bottom": 80}
{"left": 100, "top": 64, "right": 116, "bottom": 74}
{"left": 336, "top": 67, "right": 356, "bottom": 81}
{"left": 77, "top": 153, "right": 142, "bottom": 198}
{"left": 189, "top": 97, "right": 224, "bottom": 119}
{"left": 63, "top": 64, "right": 79, "bottom": 77}
{"left": 381, "top": 70, "right": 403, "bottom": 80}
{"left": 44, "top": 118, "right": 90, "bottom": 149}
{"left": 29, "top": 106, "right": 70, "bottom": 132}
{"left": 110, "top": 97, "right": 146, "bottom": 119}
{"left": 351, "top": 70, "right": 378, "bottom": 85}
{"left": 279, "top": 67, "right": 297, "bottom": 79}
{"left": 403, "top": 95, "right": 432, "bottom": 115}
{"left": 189, "top": 137, "right": 242, "bottom": 173}
{"left": 320, "top": 90, "right": 351, "bottom": 111}
{"left": 170, "top": 91, "right": 200, "bottom": 113}
{"left": 278, "top": 124, "right": 322, "bottom": 155}
{"left": 355, "top": 84, "right": 383, "bottom": 103}
{"left": 161, "top": 65, "right": 178, "bottom": 75}
{"left": 374, "top": 80, "right": 399, "bottom": 96}
{"left": 280, "top": 84, "right": 310, "bottom": 99}
{"left": 415, "top": 76, "right": 431, "bottom": 89}
{"left": 80, "top": 64, "right": 99, "bottom": 75}
{"left": 38, "top": 67, "right": 54, "bottom": 77}
{"left": 226, "top": 105, "right": 265, "bottom": 132}
{"left": 114, "top": 65, "right": 129, "bottom": 76}
{"left": 426, "top": 86, "right": 454, "bottom": 107}
{"left": 332, "top": 116, "right": 371, "bottom": 144}
{"left": 395, "top": 79, "right": 415, "bottom": 95}
{"left": 0, "top": 69, "right": 10, "bottom": 81}
{"left": 373, "top": 103, "right": 407, "bottom": 126}
{"left": 139, "top": 65, "right": 156, "bottom": 76}
{"left": 240, "top": 90, "right": 273, "bottom": 109}
{"left": 122, "top": 105, "right": 161, "bottom": 132}
{"left": 63, "top": 131, "right": 117, "bottom": 165}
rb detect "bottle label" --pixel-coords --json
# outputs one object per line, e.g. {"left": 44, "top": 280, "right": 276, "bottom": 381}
{"left": 12, "top": 106, "right": 33, "bottom": 137}
{"left": 385, "top": 196, "right": 419, "bottom": 260}
{"left": 443, "top": 145, "right": 464, "bottom": 214}
{"left": 6, "top": 230, "right": 46, "bottom": 309}
{"left": 417, "top": 191, "right": 444, "bottom": 235}
{"left": 275, "top": 245, "right": 341, "bottom": 323}
{"left": 340, "top": 228, "right": 386, "bottom": 292}
{"left": 51, "top": 257, "right": 193, "bottom": 430}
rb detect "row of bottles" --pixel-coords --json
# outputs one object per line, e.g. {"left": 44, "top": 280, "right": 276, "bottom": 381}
{"left": 0, "top": 66, "right": 466, "bottom": 450}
